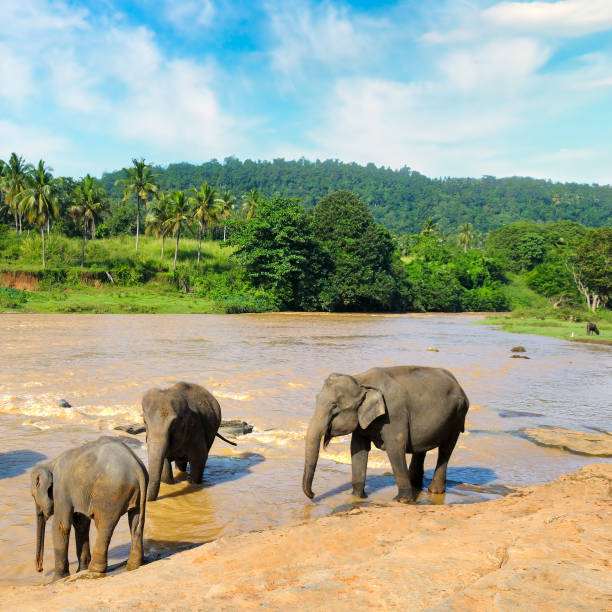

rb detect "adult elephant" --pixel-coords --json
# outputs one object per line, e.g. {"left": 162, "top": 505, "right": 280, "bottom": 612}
{"left": 143, "top": 381, "right": 235, "bottom": 502}
{"left": 302, "top": 366, "right": 469, "bottom": 503}
{"left": 31, "top": 437, "right": 147, "bottom": 580}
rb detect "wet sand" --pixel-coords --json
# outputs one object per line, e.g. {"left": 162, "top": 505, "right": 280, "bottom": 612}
{"left": 0, "top": 313, "right": 610, "bottom": 588}
{"left": 0, "top": 463, "right": 609, "bottom": 611}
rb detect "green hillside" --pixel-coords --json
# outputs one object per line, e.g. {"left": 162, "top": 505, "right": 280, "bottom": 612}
{"left": 99, "top": 158, "right": 612, "bottom": 234}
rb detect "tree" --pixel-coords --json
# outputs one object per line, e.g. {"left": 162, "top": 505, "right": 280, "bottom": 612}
{"left": 115, "top": 158, "right": 158, "bottom": 252}
{"left": 69, "top": 175, "right": 108, "bottom": 266}
{"left": 458, "top": 222, "right": 474, "bottom": 252}
{"left": 216, "top": 191, "right": 235, "bottom": 241}
{"left": 18, "top": 160, "right": 58, "bottom": 268}
{"left": 145, "top": 192, "right": 173, "bottom": 260}
{"left": 421, "top": 216, "right": 438, "bottom": 236}
{"left": 242, "top": 188, "right": 260, "bottom": 220}
{"left": 230, "top": 197, "right": 331, "bottom": 310}
{"left": 164, "top": 190, "right": 191, "bottom": 272}
{"left": 1, "top": 153, "right": 33, "bottom": 234}
{"left": 189, "top": 182, "right": 218, "bottom": 264}
{"left": 567, "top": 228, "right": 612, "bottom": 312}
{"left": 313, "top": 190, "right": 401, "bottom": 311}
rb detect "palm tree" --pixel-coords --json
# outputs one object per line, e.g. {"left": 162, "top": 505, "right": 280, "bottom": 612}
{"left": 421, "top": 216, "right": 438, "bottom": 236}
{"left": 18, "top": 160, "right": 58, "bottom": 268}
{"left": 2, "top": 153, "right": 33, "bottom": 234}
{"left": 189, "top": 182, "right": 218, "bottom": 264}
{"left": 242, "top": 188, "right": 260, "bottom": 220}
{"left": 115, "top": 158, "right": 158, "bottom": 252}
{"left": 145, "top": 192, "right": 173, "bottom": 261}
{"left": 69, "top": 175, "right": 108, "bottom": 266}
{"left": 458, "top": 222, "right": 474, "bottom": 252}
{"left": 163, "top": 190, "right": 191, "bottom": 272}
{"left": 216, "top": 190, "right": 235, "bottom": 241}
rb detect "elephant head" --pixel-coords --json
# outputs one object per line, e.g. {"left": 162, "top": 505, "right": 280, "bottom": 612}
{"left": 142, "top": 388, "right": 188, "bottom": 501}
{"left": 31, "top": 466, "right": 54, "bottom": 572}
{"left": 302, "top": 373, "right": 385, "bottom": 499}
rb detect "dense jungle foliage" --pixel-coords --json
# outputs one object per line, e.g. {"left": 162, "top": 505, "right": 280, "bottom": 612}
{"left": 98, "top": 158, "right": 612, "bottom": 234}
{"left": 1, "top": 154, "right": 610, "bottom": 317}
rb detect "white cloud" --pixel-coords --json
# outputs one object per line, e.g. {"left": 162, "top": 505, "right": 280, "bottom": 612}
{"left": 267, "top": 1, "right": 385, "bottom": 81}
{"left": 0, "top": 120, "right": 68, "bottom": 162}
{"left": 162, "top": 0, "right": 216, "bottom": 30}
{"left": 484, "top": 0, "right": 612, "bottom": 37}
{"left": 0, "top": 0, "right": 246, "bottom": 168}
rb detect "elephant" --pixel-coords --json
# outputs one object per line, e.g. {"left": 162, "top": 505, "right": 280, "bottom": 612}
{"left": 31, "top": 436, "right": 148, "bottom": 581}
{"left": 302, "top": 366, "right": 469, "bottom": 503}
{"left": 142, "top": 381, "right": 236, "bottom": 502}
{"left": 586, "top": 322, "right": 600, "bottom": 335}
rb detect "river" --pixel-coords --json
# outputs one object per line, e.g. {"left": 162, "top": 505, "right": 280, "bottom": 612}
{"left": 0, "top": 313, "right": 610, "bottom": 585}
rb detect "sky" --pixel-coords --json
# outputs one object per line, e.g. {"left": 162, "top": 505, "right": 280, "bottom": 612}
{"left": 0, "top": 0, "right": 611, "bottom": 183}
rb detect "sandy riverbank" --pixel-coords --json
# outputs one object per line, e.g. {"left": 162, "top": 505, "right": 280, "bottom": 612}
{"left": 1, "top": 463, "right": 610, "bottom": 611}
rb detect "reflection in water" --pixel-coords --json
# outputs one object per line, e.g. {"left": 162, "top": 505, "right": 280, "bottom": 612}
{"left": 0, "top": 312, "right": 610, "bottom": 585}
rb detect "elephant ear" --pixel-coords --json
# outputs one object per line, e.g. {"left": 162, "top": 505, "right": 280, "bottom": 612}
{"left": 357, "top": 386, "right": 386, "bottom": 430}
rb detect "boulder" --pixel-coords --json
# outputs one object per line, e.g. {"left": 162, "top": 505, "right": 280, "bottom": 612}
{"left": 522, "top": 427, "right": 612, "bottom": 457}
{"left": 511, "top": 346, "right": 526, "bottom": 353}
{"left": 220, "top": 419, "right": 254, "bottom": 436}
{"left": 510, "top": 354, "right": 530, "bottom": 359}
{"left": 114, "top": 423, "right": 146, "bottom": 435}
{"left": 57, "top": 399, "right": 72, "bottom": 408}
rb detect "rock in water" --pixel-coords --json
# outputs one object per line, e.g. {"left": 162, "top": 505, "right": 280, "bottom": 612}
{"left": 426, "top": 347, "right": 439, "bottom": 352}
{"left": 511, "top": 346, "right": 526, "bottom": 353}
{"left": 522, "top": 427, "right": 612, "bottom": 457}
{"left": 220, "top": 420, "right": 254, "bottom": 436}
{"left": 57, "top": 399, "right": 72, "bottom": 408}
{"left": 510, "top": 354, "right": 530, "bottom": 359}
{"left": 114, "top": 423, "right": 146, "bottom": 435}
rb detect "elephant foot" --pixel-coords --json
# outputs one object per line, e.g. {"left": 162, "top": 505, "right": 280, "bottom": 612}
{"left": 351, "top": 487, "right": 368, "bottom": 499}
{"left": 427, "top": 482, "right": 446, "bottom": 494}
{"left": 394, "top": 488, "right": 416, "bottom": 504}
{"left": 88, "top": 561, "right": 107, "bottom": 574}
{"left": 126, "top": 557, "right": 143, "bottom": 571}
{"left": 53, "top": 570, "right": 70, "bottom": 582}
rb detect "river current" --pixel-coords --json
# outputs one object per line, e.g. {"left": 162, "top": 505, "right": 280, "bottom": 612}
{"left": 0, "top": 313, "right": 610, "bottom": 585}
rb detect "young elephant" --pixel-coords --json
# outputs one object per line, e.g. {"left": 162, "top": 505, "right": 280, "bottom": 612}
{"left": 143, "top": 381, "right": 235, "bottom": 501}
{"left": 303, "top": 366, "right": 469, "bottom": 503}
{"left": 31, "top": 436, "right": 148, "bottom": 581}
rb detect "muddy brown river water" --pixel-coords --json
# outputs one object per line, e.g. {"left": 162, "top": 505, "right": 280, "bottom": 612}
{"left": 0, "top": 313, "right": 610, "bottom": 585}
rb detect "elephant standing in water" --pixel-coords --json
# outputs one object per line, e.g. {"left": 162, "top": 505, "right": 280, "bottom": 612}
{"left": 143, "top": 382, "right": 235, "bottom": 502}
{"left": 302, "top": 366, "right": 469, "bottom": 503}
{"left": 31, "top": 437, "right": 148, "bottom": 581}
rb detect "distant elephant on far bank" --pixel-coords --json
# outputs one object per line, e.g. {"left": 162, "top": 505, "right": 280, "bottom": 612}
{"left": 31, "top": 437, "right": 147, "bottom": 581}
{"left": 143, "top": 382, "right": 235, "bottom": 501}
{"left": 586, "top": 322, "right": 600, "bottom": 335}
{"left": 303, "top": 366, "right": 469, "bottom": 503}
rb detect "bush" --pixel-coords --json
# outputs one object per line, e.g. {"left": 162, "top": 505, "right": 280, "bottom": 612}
{"left": 0, "top": 287, "right": 29, "bottom": 308}
{"left": 110, "top": 259, "right": 157, "bottom": 285}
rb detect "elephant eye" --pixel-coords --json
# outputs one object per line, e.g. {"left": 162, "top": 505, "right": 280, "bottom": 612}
{"left": 330, "top": 403, "right": 340, "bottom": 414}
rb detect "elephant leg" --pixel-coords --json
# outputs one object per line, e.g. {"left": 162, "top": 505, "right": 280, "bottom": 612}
{"left": 428, "top": 432, "right": 459, "bottom": 494}
{"left": 161, "top": 458, "right": 175, "bottom": 484}
{"left": 73, "top": 512, "right": 91, "bottom": 572}
{"left": 175, "top": 459, "right": 187, "bottom": 472}
{"left": 89, "top": 514, "right": 120, "bottom": 574}
{"left": 386, "top": 440, "right": 415, "bottom": 503}
{"left": 188, "top": 448, "right": 207, "bottom": 484}
{"left": 126, "top": 508, "right": 144, "bottom": 571}
{"left": 409, "top": 452, "right": 426, "bottom": 490}
{"left": 350, "top": 432, "right": 371, "bottom": 498}
{"left": 52, "top": 511, "right": 72, "bottom": 580}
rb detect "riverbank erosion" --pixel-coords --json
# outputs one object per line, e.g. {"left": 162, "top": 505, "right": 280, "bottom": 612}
{"left": 1, "top": 464, "right": 610, "bottom": 611}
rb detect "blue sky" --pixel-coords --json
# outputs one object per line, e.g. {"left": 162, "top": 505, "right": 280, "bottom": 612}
{"left": 1, "top": 0, "right": 611, "bottom": 183}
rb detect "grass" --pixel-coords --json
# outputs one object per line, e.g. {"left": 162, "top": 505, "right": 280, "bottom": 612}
{"left": 0, "top": 230, "right": 276, "bottom": 314}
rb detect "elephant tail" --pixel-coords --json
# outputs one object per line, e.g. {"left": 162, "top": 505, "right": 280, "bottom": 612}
{"left": 457, "top": 394, "right": 470, "bottom": 433}
{"left": 215, "top": 432, "right": 237, "bottom": 446}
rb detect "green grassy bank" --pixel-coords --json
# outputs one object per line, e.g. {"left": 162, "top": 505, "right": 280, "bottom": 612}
{"left": 0, "top": 233, "right": 275, "bottom": 314}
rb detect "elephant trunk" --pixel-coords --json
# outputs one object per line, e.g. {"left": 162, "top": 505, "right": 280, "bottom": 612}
{"left": 302, "top": 418, "right": 326, "bottom": 499}
{"left": 36, "top": 513, "right": 45, "bottom": 572}
{"left": 146, "top": 438, "right": 168, "bottom": 502}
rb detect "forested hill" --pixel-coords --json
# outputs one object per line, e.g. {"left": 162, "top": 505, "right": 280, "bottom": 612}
{"left": 99, "top": 158, "right": 612, "bottom": 234}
